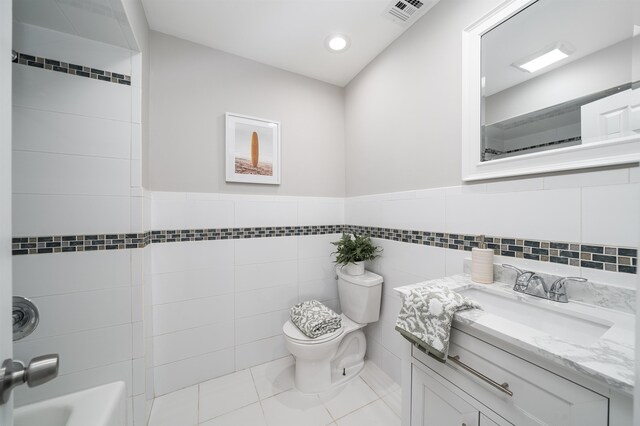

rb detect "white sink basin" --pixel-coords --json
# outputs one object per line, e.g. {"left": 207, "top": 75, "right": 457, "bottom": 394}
{"left": 458, "top": 288, "right": 613, "bottom": 346}
{"left": 14, "top": 381, "right": 125, "bottom": 426}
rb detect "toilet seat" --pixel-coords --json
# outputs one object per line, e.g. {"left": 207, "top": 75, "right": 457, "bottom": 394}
{"left": 283, "top": 320, "right": 344, "bottom": 345}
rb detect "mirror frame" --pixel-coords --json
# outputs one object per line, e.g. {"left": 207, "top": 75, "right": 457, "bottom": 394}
{"left": 461, "top": 0, "right": 640, "bottom": 181}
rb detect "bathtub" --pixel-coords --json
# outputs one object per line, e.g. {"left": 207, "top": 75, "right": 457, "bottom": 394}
{"left": 14, "top": 381, "right": 125, "bottom": 426}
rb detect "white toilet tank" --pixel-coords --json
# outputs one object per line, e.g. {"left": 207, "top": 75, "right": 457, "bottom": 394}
{"left": 336, "top": 267, "right": 383, "bottom": 324}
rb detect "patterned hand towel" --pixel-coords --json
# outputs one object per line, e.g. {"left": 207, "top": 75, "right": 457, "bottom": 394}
{"left": 395, "top": 285, "right": 481, "bottom": 361}
{"left": 290, "top": 300, "right": 342, "bottom": 338}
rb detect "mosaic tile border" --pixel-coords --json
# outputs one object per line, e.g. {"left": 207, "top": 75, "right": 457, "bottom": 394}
{"left": 12, "top": 225, "right": 637, "bottom": 275}
{"left": 344, "top": 225, "right": 638, "bottom": 275}
{"left": 13, "top": 51, "right": 132, "bottom": 86}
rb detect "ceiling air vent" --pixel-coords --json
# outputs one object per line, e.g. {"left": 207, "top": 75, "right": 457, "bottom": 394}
{"left": 383, "top": 0, "right": 435, "bottom": 27}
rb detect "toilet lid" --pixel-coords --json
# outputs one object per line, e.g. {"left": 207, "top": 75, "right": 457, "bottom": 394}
{"left": 283, "top": 320, "right": 344, "bottom": 344}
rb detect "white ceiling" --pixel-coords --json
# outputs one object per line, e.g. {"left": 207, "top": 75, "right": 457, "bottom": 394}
{"left": 482, "top": 0, "right": 633, "bottom": 96}
{"left": 13, "top": 0, "right": 139, "bottom": 50}
{"left": 141, "top": 0, "right": 438, "bottom": 87}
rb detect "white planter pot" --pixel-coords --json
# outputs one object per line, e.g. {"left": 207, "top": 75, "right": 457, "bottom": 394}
{"left": 344, "top": 261, "right": 365, "bottom": 276}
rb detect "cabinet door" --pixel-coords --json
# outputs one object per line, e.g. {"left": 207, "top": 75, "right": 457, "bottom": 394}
{"left": 412, "top": 365, "right": 479, "bottom": 426}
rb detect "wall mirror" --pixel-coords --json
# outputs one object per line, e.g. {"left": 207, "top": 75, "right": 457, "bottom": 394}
{"left": 462, "top": 0, "right": 640, "bottom": 181}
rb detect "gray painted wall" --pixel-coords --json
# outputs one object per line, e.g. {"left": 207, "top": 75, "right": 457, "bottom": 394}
{"left": 148, "top": 31, "right": 346, "bottom": 196}
{"left": 344, "top": 0, "right": 504, "bottom": 196}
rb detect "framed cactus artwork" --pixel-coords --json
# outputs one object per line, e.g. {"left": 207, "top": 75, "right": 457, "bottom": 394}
{"left": 225, "top": 112, "right": 281, "bottom": 184}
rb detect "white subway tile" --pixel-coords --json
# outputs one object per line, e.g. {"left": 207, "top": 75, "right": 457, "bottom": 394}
{"left": 13, "top": 22, "right": 132, "bottom": 75}
{"left": 299, "top": 278, "right": 338, "bottom": 302}
{"left": 13, "top": 107, "right": 131, "bottom": 158}
{"left": 153, "top": 322, "right": 234, "bottom": 366}
{"left": 14, "top": 324, "right": 132, "bottom": 376}
{"left": 445, "top": 187, "right": 581, "bottom": 242}
{"left": 235, "top": 260, "right": 297, "bottom": 292}
{"left": 12, "top": 194, "right": 130, "bottom": 236}
{"left": 13, "top": 64, "right": 131, "bottom": 121}
{"left": 235, "top": 335, "right": 289, "bottom": 370}
{"left": 543, "top": 168, "right": 630, "bottom": 190}
{"left": 132, "top": 286, "right": 143, "bottom": 322}
{"left": 235, "top": 309, "right": 289, "bottom": 345}
{"left": 235, "top": 237, "right": 297, "bottom": 265}
{"left": 13, "top": 249, "right": 131, "bottom": 297}
{"left": 298, "top": 198, "right": 344, "bottom": 226}
{"left": 131, "top": 159, "right": 142, "bottom": 188}
{"left": 486, "top": 177, "right": 543, "bottom": 193}
{"left": 582, "top": 184, "right": 639, "bottom": 247}
{"left": 298, "top": 234, "right": 341, "bottom": 259}
{"left": 25, "top": 287, "right": 132, "bottom": 340}
{"left": 13, "top": 151, "right": 130, "bottom": 196}
{"left": 235, "top": 284, "right": 298, "bottom": 318}
{"left": 235, "top": 200, "right": 297, "bottom": 227}
{"left": 132, "top": 322, "right": 144, "bottom": 359}
{"left": 153, "top": 348, "right": 234, "bottom": 396}
{"left": 132, "top": 358, "right": 146, "bottom": 396}
{"left": 379, "top": 191, "right": 445, "bottom": 230}
{"left": 151, "top": 240, "right": 234, "bottom": 274}
{"left": 153, "top": 294, "right": 234, "bottom": 335}
{"left": 298, "top": 257, "right": 335, "bottom": 283}
{"left": 152, "top": 266, "right": 234, "bottom": 305}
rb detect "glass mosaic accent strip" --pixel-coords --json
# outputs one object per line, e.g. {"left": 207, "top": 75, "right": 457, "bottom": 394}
{"left": 12, "top": 225, "right": 637, "bottom": 275}
{"left": 13, "top": 52, "right": 132, "bottom": 86}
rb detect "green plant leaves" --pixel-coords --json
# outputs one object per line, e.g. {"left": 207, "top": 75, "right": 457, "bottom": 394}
{"left": 331, "top": 233, "right": 382, "bottom": 265}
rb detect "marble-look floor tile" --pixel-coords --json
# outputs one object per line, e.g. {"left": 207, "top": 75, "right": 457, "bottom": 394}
{"left": 199, "top": 369, "right": 259, "bottom": 422}
{"left": 319, "top": 377, "right": 378, "bottom": 420}
{"left": 261, "top": 389, "right": 333, "bottom": 426}
{"left": 250, "top": 355, "right": 295, "bottom": 400}
{"left": 336, "top": 399, "right": 400, "bottom": 426}
{"left": 359, "top": 360, "right": 401, "bottom": 397}
{"left": 199, "top": 402, "right": 267, "bottom": 426}
{"left": 382, "top": 388, "right": 402, "bottom": 417}
{"left": 148, "top": 385, "right": 198, "bottom": 426}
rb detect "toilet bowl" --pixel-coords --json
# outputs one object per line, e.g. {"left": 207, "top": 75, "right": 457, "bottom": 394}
{"left": 283, "top": 268, "right": 383, "bottom": 393}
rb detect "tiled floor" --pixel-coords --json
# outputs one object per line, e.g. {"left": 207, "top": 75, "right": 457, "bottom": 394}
{"left": 148, "top": 356, "right": 401, "bottom": 426}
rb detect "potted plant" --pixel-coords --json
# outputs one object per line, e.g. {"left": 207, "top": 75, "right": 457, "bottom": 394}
{"left": 331, "top": 233, "right": 382, "bottom": 275}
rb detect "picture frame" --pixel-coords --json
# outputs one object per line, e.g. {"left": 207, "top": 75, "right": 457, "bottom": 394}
{"left": 225, "top": 112, "right": 281, "bottom": 184}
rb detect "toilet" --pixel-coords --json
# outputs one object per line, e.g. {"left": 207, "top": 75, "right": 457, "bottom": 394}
{"left": 283, "top": 267, "right": 383, "bottom": 393}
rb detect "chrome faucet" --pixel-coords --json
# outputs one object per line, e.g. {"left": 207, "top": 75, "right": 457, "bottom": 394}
{"left": 502, "top": 264, "right": 586, "bottom": 303}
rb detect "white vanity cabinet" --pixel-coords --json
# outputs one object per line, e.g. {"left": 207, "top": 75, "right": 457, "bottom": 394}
{"left": 409, "top": 329, "right": 612, "bottom": 426}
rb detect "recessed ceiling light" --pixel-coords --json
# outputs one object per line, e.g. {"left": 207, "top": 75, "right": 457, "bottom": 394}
{"left": 325, "top": 35, "right": 350, "bottom": 52}
{"left": 512, "top": 42, "right": 574, "bottom": 73}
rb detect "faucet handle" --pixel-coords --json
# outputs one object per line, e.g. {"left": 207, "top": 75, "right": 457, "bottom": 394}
{"left": 502, "top": 264, "right": 534, "bottom": 291}
{"left": 548, "top": 277, "right": 586, "bottom": 303}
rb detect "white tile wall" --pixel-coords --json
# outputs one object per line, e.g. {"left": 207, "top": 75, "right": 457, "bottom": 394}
{"left": 148, "top": 191, "right": 345, "bottom": 396}
{"left": 12, "top": 23, "right": 145, "bottom": 426}
{"left": 345, "top": 167, "right": 639, "bottom": 382}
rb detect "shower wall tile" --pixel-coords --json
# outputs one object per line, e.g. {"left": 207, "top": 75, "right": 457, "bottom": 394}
{"left": 14, "top": 324, "right": 132, "bottom": 376}
{"left": 13, "top": 23, "right": 132, "bottom": 75}
{"left": 13, "top": 151, "right": 130, "bottom": 196}
{"left": 12, "top": 194, "right": 131, "bottom": 237}
{"left": 23, "top": 286, "right": 133, "bottom": 341}
{"left": 13, "top": 107, "right": 132, "bottom": 159}
{"left": 13, "top": 249, "right": 131, "bottom": 296}
{"left": 13, "top": 64, "right": 131, "bottom": 122}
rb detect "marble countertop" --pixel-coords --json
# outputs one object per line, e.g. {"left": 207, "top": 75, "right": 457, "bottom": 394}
{"left": 394, "top": 274, "right": 635, "bottom": 395}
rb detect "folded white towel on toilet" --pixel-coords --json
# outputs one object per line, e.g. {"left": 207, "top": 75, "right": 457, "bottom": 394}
{"left": 290, "top": 300, "right": 342, "bottom": 338}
